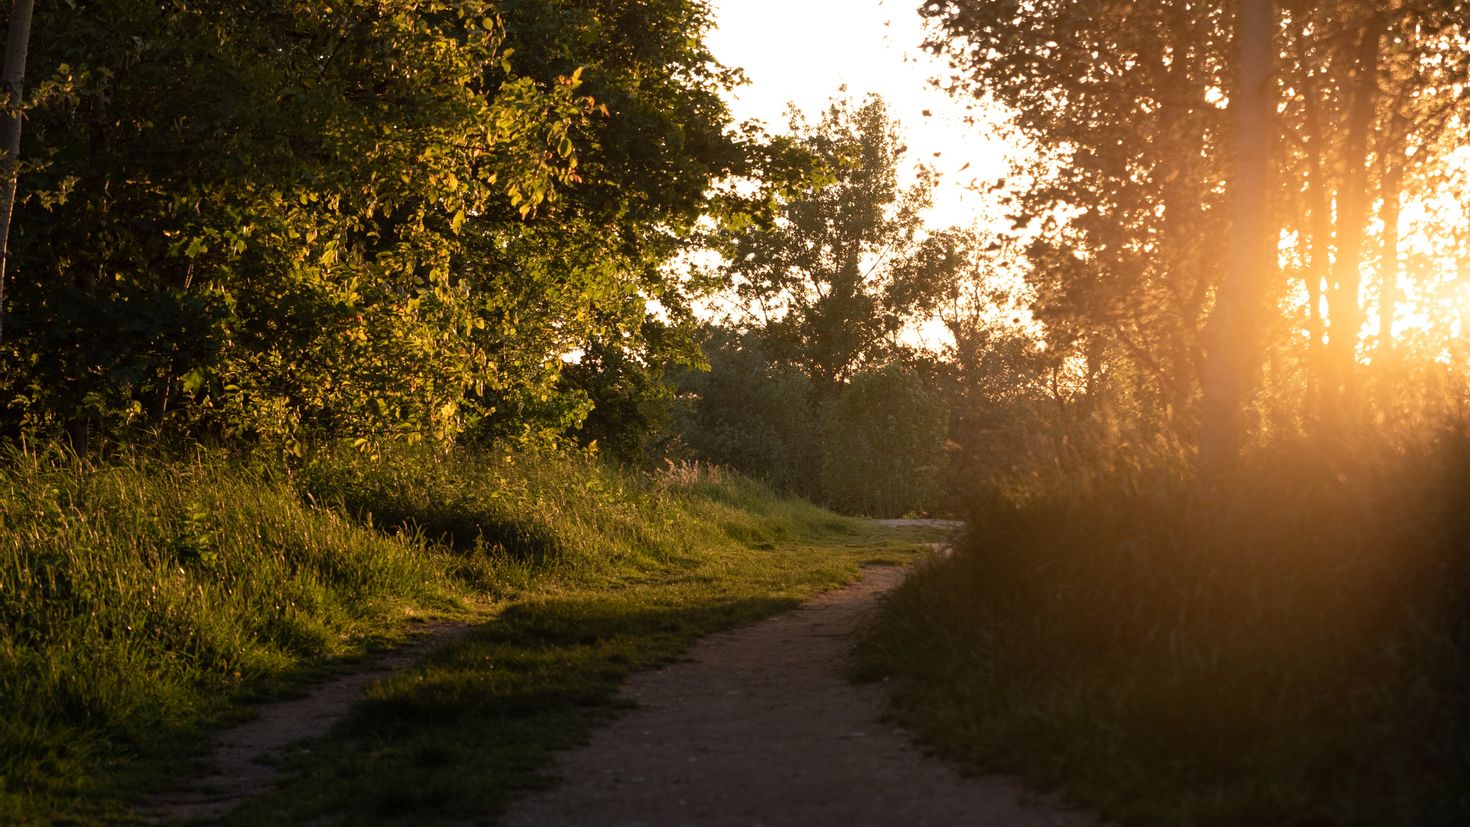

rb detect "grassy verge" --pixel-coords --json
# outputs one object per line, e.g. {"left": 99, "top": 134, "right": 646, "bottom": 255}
{"left": 0, "top": 444, "right": 932, "bottom": 824}
{"left": 857, "top": 429, "right": 1470, "bottom": 827}
{"left": 228, "top": 487, "right": 927, "bottom": 824}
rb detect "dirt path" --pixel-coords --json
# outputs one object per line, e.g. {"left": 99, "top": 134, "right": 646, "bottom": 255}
{"left": 139, "top": 621, "right": 470, "bottom": 823}
{"left": 501, "top": 563, "right": 1105, "bottom": 827}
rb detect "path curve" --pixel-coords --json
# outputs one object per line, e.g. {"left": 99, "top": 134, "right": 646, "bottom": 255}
{"left": 502, "top": 564, "right": 1105, "bottom": 827}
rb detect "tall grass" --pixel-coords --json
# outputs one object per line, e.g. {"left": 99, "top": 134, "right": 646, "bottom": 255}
{"left": 859, "top": 423, "right": 1470, "bottom": 826}
{"left": 296, "top": 447, "right": 852, "bottom": 580}
{"left": 0, "top": 448, "right": 465, "bottom": 817}
{"left": 0, "top": 442, "right": 857, "bottom": 820}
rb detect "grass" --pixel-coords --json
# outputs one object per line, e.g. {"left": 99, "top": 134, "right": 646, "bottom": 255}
{"left": 0, "top": 444, "right": 933, "bottom": 824}
{"left": 0, "top": 447, "right": 468, "bottom": 824}
{"left": 856, "top": 425, "right": 1470, "bottom": 826}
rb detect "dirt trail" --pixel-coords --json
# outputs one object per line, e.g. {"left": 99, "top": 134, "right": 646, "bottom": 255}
{"left": 501, "top": 562, "right": 1105, "bottom": 827}
{"left": 139, "top": 621, "right": 470, "bottom": 824}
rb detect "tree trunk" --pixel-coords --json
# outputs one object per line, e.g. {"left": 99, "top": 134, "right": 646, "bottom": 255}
{"left": 1377, "top": 111, "right": 1407, "bottom": 356}
{"left": 1198, "top": 0, "right": 1275, "bottom": 485}
{"left": 0, "top": 0, "right": 33, "bottom": 343}
{"left": 1298, "top": 34, "right": 1332, "bottom": 414}
{"left": 1324, "top": 18, "right": 1382, "bottom": 405}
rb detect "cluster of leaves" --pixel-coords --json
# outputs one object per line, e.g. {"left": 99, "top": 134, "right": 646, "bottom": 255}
{"left": 0, "top": 0, "right": 774, "bottom": 453}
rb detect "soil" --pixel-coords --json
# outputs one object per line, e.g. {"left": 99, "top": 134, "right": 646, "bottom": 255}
{"left": 500, "top": 561, "right": 1106, "bottom": 827}
{"left": 138, "top": 621, "right": 471, "bottom": 824}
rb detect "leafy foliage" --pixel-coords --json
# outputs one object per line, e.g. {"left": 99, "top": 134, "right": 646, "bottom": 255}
{"left": 723, "top": 94, "right": 937, "bottom": 391}
{"left": 671, "top": 326, "right": 947, "bottom": 517}
{"left": 0, "top": 0, "right": 772, "bottom": 453}
{"left": 670, "top": 327, "right": 823, "bottom": 496}
{"left": 819, "top": 364, "right": 947, "bottom": 517}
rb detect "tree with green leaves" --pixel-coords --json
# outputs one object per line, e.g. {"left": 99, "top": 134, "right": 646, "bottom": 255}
{"left": 0, "top": 0, "right": 777, "bottom": 454}
{"left": 4, "top": 0, "right": 594, "bottom": 451}
{"left": 722, "top": 93, "right": 936, "bottom": 392}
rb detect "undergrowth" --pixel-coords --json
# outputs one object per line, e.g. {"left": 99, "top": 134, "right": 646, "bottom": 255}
{"left": 858, "top": 425, "right": 1470, "bottom": 826}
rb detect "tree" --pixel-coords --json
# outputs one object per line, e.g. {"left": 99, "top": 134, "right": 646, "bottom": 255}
{"left": 1274, "top": 0, "right": 1470, "bottom": 409}
{"left": 1198, "top": 0, "right": 1276, "bottom": 480}
{"left": 922, "top": 0, "right": 1470, "bottom": 448}
{"left": 723, "top": 93, "right": 936, "bottom": 391}
{"left": 0, "top": 0, "right": 773, "bottom": 452}
{"left": 921, "top": 0, "right": 1233, "bottom": 438}
{"left": 0, "top": 0, "right": 33, "bottom": 343}
{"left": 468, "top": 0, "right": 786, "bottom": 438}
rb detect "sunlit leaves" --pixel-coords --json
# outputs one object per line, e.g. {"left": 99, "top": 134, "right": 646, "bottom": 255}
{"left": 3, "top": 0, "right": 594, "bottom": 443}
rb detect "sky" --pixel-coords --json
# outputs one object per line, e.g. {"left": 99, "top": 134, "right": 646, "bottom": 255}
{"left": 704, "top": 0, "right": 1014, "bottom": 230}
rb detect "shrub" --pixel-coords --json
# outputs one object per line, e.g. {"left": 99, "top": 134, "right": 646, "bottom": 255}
{"left": 860, "top": 424, "right": 1470, "bottom": 825}
{"left": 820, "top": 365, "right": 947, "bottom": 517}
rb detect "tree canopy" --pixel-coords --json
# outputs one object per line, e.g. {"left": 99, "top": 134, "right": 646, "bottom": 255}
{"left": 722, "top": 94, "right": 938, "bottom": 391}
{"left": 0, "top": 0, "right": 780, "bottom": 452}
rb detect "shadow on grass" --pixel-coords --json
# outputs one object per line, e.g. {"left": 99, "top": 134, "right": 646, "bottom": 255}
{"left": 225, "top": 594, "right": 802, "bottom": 826}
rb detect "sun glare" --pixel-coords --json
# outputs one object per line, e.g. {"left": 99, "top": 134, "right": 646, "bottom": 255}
{"left": 1282, "top": 145, "right": 1470, "bottom": 365}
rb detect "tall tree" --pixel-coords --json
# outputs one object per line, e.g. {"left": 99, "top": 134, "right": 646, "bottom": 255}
{"left": 723, "top": 93, "right": 935, "bottom": 391}
{"left": 1198, "top": 0, "right": 1276, "bottom": 479}
{"left": 920, "top": 0, "right": 1232, "bottom": 436}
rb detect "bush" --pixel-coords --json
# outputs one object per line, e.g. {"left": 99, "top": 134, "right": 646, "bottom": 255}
{"left": 672, "top": 328, "right": 948, "bottom": 516}
{"left": 859, "top": 425, "right": 1470, "bottom": 826}
{"left": 820, "top": 365, "right": 947, "bottom": 517}
{"left": 670, "top": 329, "right": 825, "bottom": 497}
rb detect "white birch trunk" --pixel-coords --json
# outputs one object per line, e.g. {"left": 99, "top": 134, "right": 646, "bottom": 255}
{"left": 0, "top": 0, "right": 34, "bottom": 342}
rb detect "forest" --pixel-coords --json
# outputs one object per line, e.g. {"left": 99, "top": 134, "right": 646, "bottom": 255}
{"left": 1, "top": 0, "right": 1468, "bottom": 825}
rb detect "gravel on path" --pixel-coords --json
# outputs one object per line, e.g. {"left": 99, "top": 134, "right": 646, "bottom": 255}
{"left": 501, "top": 563, "right": 1105, "bottom": 827}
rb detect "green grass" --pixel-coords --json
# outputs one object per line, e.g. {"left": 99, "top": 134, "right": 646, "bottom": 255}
{"left": 856, "top": 428, "right": 1470, "bottom": 827}
{"left": 0, "top": 444, "right": 932, "bottom": 824}
{"left": 0, "top": 447, "right": 471, "bottom": 823}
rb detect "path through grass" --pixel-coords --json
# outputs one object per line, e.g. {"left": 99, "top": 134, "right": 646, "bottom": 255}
{"left": 225, "top": 522, "right": 933, "bottom": 825}
{"left": 0, "top": 444, "right": 936, "bottom": 824}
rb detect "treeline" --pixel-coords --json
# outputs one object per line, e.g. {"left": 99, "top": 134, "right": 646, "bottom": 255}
{"left": 918, "top": 0, "right": 1470, "bottom": 453}
{"left": 0, "top": 2, "right": 961, "bottom": 516}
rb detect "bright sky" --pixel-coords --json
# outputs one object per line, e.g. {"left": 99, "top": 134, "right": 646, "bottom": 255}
{"left": 705, "top": 0, "right": 1012, "bottom": 230}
